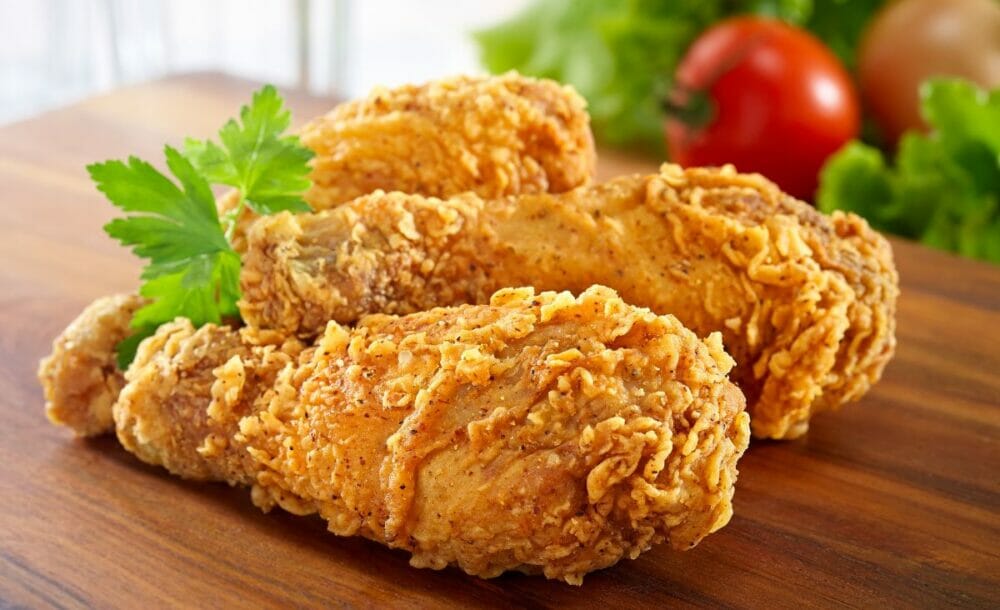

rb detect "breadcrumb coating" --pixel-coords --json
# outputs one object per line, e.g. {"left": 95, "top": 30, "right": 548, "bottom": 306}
{"left": 115, "top": 322, "right": 304, "bottom": 483}
{"left": 241, "top": 164, "right": 898, "bottom": 439}
{"left": 220, "top": 72, "right": 596, "bottom": 249}
{"left": 37, "top": 293, "right": 145, "bottom": 436}
{"left": 41, "top": 72, "right": 596, "bottom": 437}
{"left": 111, "top": 286, "right": 749, "bottom": 584}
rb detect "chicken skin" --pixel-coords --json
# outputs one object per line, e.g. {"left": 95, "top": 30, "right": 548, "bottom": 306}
{"left": 220, "top": 72, "right": 596, "bottom": 249}
{"left": 109, "top": 286, "right": 749, "bottom": 584}
{"left": 240, "top": 164, "right": 899, "bottom": 439}
{"left": 38, "top": 293, "right": 146, "bottom": 436}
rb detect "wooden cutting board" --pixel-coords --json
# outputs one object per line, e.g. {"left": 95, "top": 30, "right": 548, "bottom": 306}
{"left": 1, "top": 73, "right": 997, "bottom": 609}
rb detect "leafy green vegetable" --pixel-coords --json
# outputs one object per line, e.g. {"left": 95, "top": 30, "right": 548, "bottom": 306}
{"left": 797, "top": 0, "right": 883, "bottom": 72}
{"left": 474, "top": 0, "right": 883, "bottom": 152}
{"left": 818, "top": 79, "right": 1000, "bottom": 263}
{"left": 90, "top": 85, "right": 313, "bottom": 367}
{"left": 184, "top": 84, "right": 313, "bottom": 239}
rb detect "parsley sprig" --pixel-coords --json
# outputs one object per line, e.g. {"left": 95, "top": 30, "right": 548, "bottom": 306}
{"left": 184, "top": 85, "right": 313, "bottom": 239}
{"left": 88, "top": 85, "right": 313, "bottom": 368}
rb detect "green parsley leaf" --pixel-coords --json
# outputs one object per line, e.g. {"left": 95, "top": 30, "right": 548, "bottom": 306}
{"left": 113, "top": 328, "right": 156, "bottom": 370}
{"left": 96, "top": 148, "right": 232, "bottom": 280}
{"left": 90, "top": 146, "right": 241, "bottom": 366}
{"left": 90, "top": 85, "right": 314, "bottom": 367}
{"left": 184, "top": 84, "right": 314, "bottom": 238}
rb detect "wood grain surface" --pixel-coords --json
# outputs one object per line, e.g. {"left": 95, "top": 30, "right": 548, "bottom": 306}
{"left": 1, "top": 73, "right": 998, "bottom": 609}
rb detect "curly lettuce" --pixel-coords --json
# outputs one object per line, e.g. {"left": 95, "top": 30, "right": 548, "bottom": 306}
{"left": 474, "top": 0, "right": 882, "bottom": 153}
{"left": 818, "top": 79, "right": 1000, "bottom": 263}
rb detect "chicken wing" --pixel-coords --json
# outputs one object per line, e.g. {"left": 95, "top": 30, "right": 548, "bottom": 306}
{"left": 111, "top": 286, "right": 749, "bottom": 584}
{"left": 240, "top": 164, "right": 898, "bottom": 439}
{"left": 38, "top": 293, "right": 146, "bottom": 436}
{"left": 220, "top": 72, "right": 596, "bottom": 249}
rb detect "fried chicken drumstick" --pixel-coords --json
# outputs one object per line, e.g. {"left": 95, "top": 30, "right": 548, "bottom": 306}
{"left": 296, "top": 72, "right": 595, "bottom": 206}
{"left": 107, "top": 286, "right": 748, "bottom": 583}
{"left": 241, "top": 164, "right": 898, "bottom": 439}
{"left": 38, "top": 294, "right": 146, "bottom": 436}
{"left": 220, "top": 72, "right": 596, "bottom": 249}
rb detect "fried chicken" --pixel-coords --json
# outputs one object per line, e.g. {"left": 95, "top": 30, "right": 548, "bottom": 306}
{"left": 109, "top": 286, "right": 749, "bottom": 584}
{"left": 115, "top": 322, "right": 305, "bottom": 483}
{"left": 40, "top": 72, "right": 596, "bottom": 435}
{"left": 240, "top": 164, "right": 899, "bottom": 439}
{"left": 38, "top": 293, "right": 146, "bottom": 436}
{"left": 220, "top": 72, "right": 596, "bottom": 249}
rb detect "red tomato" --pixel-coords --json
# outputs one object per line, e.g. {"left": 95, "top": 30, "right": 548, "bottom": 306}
{"left": 665, "top": 17, "right": 860, "bottom": 201}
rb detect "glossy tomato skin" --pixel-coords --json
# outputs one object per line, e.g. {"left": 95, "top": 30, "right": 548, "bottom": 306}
{"left": 666, "top": 17, "right": 860, "bottom": 201}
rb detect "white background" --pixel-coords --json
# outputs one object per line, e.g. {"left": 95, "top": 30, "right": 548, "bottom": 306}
{"left": 0, "top": 0, "right": 530, "bottom": 125}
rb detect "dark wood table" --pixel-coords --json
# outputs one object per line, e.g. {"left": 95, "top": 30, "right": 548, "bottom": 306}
{"left": 1, "top": 73, "right": 997, "bottom": 608}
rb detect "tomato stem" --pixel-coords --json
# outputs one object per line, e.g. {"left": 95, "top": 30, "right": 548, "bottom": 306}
{"left": 663, "top": 89, "right": 715, "bottom": 130}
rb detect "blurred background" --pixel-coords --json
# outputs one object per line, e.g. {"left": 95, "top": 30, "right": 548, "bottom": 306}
{"left": 1, "top": 0, "right": 997, "bottom": 262}
{"left": 0, "top": 0, "right": 528, "bottom": 124}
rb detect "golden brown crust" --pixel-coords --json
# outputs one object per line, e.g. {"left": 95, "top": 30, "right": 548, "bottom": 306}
{"left": 238, "top": 191, "right": 495, "bottom": 334}
{"left": 37, "top": 293, "right": 146, "bottom": 436}
{"left": 221, "top": 72, "right": 596, "bottom": 249}
{"left": 114, "top": 321, "right": 304, "bottom": 484}
{"left": 112, "top": 286, "right": 750, "bottom": 584}
{"left": 240, "top": 164, "right": 898, "bottom": 439}
{"left": 44, "top": 72, "right": 595, "bottom": 434}
{"left": 300, "top": 71, "right": 596, "bottom": 205}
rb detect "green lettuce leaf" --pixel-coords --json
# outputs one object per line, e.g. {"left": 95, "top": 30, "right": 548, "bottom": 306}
{"left": 474, "top": 0, "right": 882, "bottom": 152}
{"left": 818, "top": 79, "right": 1000, "bottom": 263}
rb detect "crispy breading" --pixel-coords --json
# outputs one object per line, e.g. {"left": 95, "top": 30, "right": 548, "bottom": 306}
{"left": 41, "top": 72, "right": 596, "bottom": 435}
{"left": 37, "top": 293, "right": 146, "bottom": 436}
{"left": 240, "top": 164, "right": 898, "bottom": 439}
{"left": 111, "top": 286, "right": 749, "bottom": 584}
{"left": 220, "top": 72, "right": 596, "bottom": 249}
{"left": 115, "top": 322, "right": 304, "bottom": 483}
